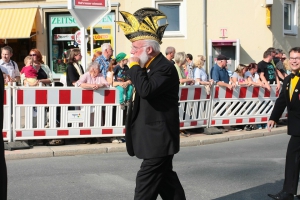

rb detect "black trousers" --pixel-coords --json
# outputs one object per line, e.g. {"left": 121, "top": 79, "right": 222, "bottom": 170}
{"left": 0, "top": 135, "right": 7, "bottom": 200}
{"left": 283, "top": 136, "right": 300, "bottom": 194}
{"left": 134, "top": 155, "right": 186, "bottom": 200}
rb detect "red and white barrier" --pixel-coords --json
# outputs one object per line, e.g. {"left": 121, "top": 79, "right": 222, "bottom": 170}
{"left": 178, "top": 86, "right": 211, "bottom": 129}
{"left": 1, "top": 83, "right": 289, "bottom": 141}
{"left": 16, "top": 88, "right": 117, "bottom": 105}
{"left": 13, "top": 86, "right": 124, "bottom": 141}
{"left": 209, "top": 85, "right": 286, "bottom": 126}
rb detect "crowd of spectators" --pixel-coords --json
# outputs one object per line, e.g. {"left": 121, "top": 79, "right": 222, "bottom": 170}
{"left": 1, "top": 43, "right": 289, "bottom": 144}
{"left": 166, "top": 46, "right": 288, "bottom": 94}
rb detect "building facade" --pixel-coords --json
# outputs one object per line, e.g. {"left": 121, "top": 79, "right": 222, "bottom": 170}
{"left": 0, "top": 0, "right": 298, "bottom": 79}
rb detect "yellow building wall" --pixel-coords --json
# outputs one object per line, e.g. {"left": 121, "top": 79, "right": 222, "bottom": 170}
{"left": 207, "top": 0, "right": 273, "bottom": 64}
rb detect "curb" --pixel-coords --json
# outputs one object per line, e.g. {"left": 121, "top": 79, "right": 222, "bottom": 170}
{"left": 4, "top": 126, "right": 287, "bottom": 160}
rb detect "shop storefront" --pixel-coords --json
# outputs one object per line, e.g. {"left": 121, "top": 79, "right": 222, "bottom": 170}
{"left": 48, "top": 11, "right": 115, "bottom": 79}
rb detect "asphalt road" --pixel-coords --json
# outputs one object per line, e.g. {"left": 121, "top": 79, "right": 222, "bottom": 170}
{"left": 6, "top": 133, "right": 295, "bottom": 200}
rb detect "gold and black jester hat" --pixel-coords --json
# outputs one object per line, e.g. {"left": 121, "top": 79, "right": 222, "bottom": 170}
{"left": 116, "top": 7, "right": 168, "bottom": 44}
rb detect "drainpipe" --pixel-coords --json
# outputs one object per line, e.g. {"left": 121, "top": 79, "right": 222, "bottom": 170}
{"left": 203, "top": 0, "right": 207, "bottom": 72}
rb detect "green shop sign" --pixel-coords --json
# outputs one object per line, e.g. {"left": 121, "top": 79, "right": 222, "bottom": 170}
{"left": 51, "top": 14, "right": 114, "bottom": 25}
{"left": 51, "top": 17, "right": 77, "bottom": 25}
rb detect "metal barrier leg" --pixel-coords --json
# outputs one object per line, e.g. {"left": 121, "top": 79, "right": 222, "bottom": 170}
{"left": 204, "top": 84, "right": 222, "bottom": 135}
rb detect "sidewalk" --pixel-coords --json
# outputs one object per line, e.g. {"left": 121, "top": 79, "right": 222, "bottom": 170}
{"left": 4, "top": 126, "right": 287, "bottom": 160}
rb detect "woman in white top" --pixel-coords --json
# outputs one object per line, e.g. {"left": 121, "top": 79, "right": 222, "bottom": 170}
{"left": 244, "top": 63, "right": 263, "bottom": 87}
{"left": 230, "top": 64, "right": 249, "bottom": 86}
{"left": 193, "top": 55, "right": 212, "bottom": 85}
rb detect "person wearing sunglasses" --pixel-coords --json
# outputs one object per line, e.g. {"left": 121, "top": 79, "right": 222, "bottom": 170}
{"left": 281, "top": 53, "right": 287, "bottom": 62}
{"left": 274, "top": 49, "right": 288, "bottom": 79}
{"left": 21, "top": 49, "right": 53, "bottom": 86}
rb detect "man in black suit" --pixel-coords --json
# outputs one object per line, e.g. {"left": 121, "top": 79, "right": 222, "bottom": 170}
{"left": 267, "top": 47, "right": 300, "bottom": 200}
{"left": 116, "top": 8, "right": 186, "bottom": 200}
{"left": 0, "top": 70, "right": 7, "bottom": 199}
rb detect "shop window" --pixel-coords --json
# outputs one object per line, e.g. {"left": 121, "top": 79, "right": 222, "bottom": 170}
{"left": 52, "top": 26, "right": 80, "bottom": 75}
{"left": 48, "top": 12, "right": 115, "bottom": 79}
{"left": 87, "top": 26, "right": 113, "bottom": 51}
{"left": 154, "top": 0, "right": 186, "bottom": 37}
{"left": 284, "top": 0, "right": 298, "bottom": 35}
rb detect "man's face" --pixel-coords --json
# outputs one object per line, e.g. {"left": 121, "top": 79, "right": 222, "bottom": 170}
{"left": 275, "top": 53, "right": 283, "bottom": 59}
{"left": 271, "top": 51, "right": 276, "bottom": 58}
{"left": 289, "top": 51, "right": 300, "bottom": 72}
{"left": 105, "top": 45, "right": 114, "bottom": 58}
{"left": 221, "top": 60, "right": 227, "bottom": 67}
{"left": 170, "top": 51, "right": 175, "bottom": 59}
{"left": 1, "top": 49, "right": 12, "bottom": 63}
{"left": 130, "top": 40, "right": 149, "bottom": 67}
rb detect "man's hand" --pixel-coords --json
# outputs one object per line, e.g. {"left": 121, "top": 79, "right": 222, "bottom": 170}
{"left": 267, "top": 120, "right": 276, "bottom": 132}
{"left": 3, "top": 74, "right": 11, "bottom": 84}
{"left": 128, "top": 57, "right": 141, "bottom": 67}
{"left": 189, "top": 80, "right": 195, "bottom": 85}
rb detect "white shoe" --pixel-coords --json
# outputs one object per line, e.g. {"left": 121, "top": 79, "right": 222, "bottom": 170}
{"left": 110, "top": 138, "right": 119, "bottom": 144}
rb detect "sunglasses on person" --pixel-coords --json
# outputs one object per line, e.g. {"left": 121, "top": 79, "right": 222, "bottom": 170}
{"left": 29, "top": 54, "right": 37, "bottom": 56}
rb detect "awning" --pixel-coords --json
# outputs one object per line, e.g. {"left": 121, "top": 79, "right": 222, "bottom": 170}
{"left": 0, "top": 8, "right": 37, "bottom": 39}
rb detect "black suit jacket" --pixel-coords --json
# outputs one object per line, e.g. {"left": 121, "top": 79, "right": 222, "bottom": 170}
{"left": 270, "top": 74, "right": 300, "bottom": 136}
{"left": 125, "top": 53, "right": 180, "bottom": 159}
{"left": 0, "top": 69, "right": 7, "bottom": 199}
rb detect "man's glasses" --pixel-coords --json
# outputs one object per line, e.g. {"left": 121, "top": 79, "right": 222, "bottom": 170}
{"left": 29, "top": 54, "right": 37, "bottom": 56}
{"left": 290, "top": 57, "right": 300, "bottom": 61}
{"left": 131, "top": 45, "right": 147, "bottom": 52}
